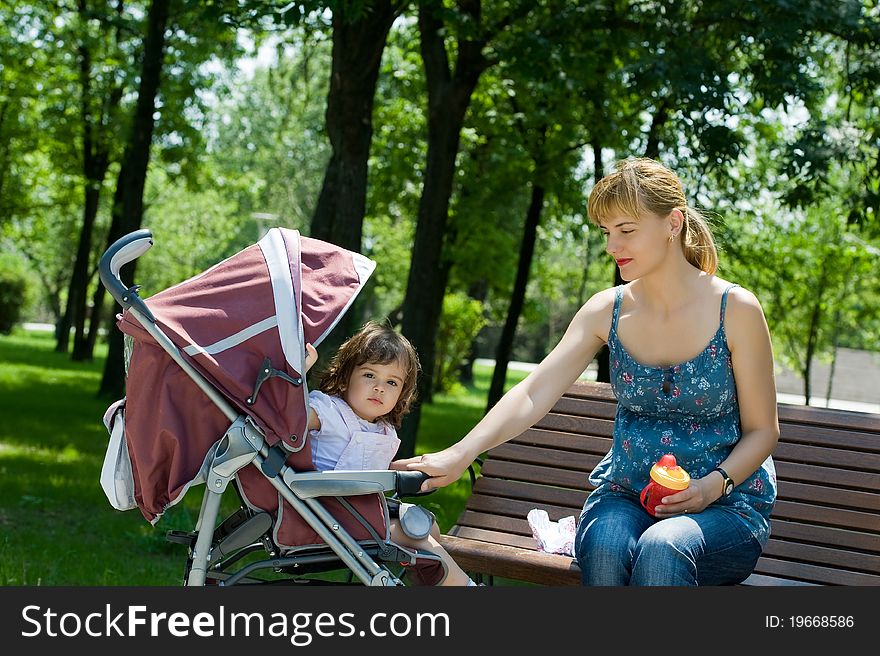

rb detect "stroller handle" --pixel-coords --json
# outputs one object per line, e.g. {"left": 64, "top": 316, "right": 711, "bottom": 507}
{"left": 394, "top": 470, "right": 434, "bottom": 497}
{"left": 99, "top": 229, "right": 156, "bottom": 322}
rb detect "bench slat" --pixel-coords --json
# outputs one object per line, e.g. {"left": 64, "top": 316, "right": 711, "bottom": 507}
{"left": 776, "top": 402, "right": 880, "bottom": 433}
{"left": 776, "top": 480, "right": 880, "bottom": 511}
{"left": 741, "top": 573, "right": 818, "bottom": 586}
{"left": 762, "top": 538, "right": 880, "bottom": 574}
{"left": 769, "top": 519, "right": 880, "bottom": 553}
{"left": 531, "top": 415, "right": 615, "bottom": 438}
{"left": 455, "top": 510, "right": 534, "bottom": 537}
{"left": 487, "top": 443, "right": 599, "bottom": 472}
{"left": 473, "top": 477, "right": 589, "bottom": 509}
{"left": 770, "top": 499, "right": 880, "bottom": 533}
{"left": 447, "top": 525, "right": 541, "bottom": 550}
{"left": 438, "top": 534, "right": 579, "bottom": 586}
{"left": 752, "top": 557, "right": 880, "bottom": 586}
{"left": 772, "top": 442, "right": 880, "bottom": 472}
{"left": 480, "top": 459, "right": 594, "bottom": 489}
{"left": 466, "top": 495, "right": 580, "bottom": 523}
{"left": 774, "top": 461, "right": 880, "bottom": 492}
{"left": 511, "top": 427, "right": 612, "bottom": 452}
{"left": 775, "top": 423, "right": 880, "bottom": 453}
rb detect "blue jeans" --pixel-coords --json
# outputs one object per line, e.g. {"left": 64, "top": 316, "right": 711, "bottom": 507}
{"left": 574, "top": 490, "right": 763, "bottom": 586}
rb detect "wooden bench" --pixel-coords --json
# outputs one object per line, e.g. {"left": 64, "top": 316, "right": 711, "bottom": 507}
{"left": 439, "top": 380, "right": 880, "bottom": 586}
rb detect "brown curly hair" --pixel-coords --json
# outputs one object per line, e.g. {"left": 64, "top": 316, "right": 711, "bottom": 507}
{"left": 318, "top": 320, "right": 420, "bottom": 428}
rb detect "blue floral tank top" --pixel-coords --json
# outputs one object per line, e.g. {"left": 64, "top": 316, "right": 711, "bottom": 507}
{"left": 587, "top": 284, "right": 777, "bottom": 546}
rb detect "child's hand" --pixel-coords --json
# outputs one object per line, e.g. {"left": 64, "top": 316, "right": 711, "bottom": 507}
{"left": 305, "top": 343, "right": 318, "bottom": 372}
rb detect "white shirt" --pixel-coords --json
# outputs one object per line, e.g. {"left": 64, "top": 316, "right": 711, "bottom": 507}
{"left": 307, "top": 390, "right": 398, "bottom": 471}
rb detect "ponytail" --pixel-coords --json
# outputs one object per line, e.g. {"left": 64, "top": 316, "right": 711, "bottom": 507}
{"left": 681, "top": 207, "right": 718, "bottom": 275}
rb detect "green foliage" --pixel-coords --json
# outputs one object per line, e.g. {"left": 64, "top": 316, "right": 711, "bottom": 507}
{"left": 0, "top": 253, "right": 32, "bottom": 334}
{"left": 433, "top": 292, "right": 488, "bottom": 394}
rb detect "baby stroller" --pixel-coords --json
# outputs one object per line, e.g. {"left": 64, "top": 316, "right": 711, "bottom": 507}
{"left": 98, "top": 228, "right": 446, "bottom": 586}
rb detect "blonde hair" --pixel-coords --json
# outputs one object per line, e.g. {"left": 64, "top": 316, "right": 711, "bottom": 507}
{"left": 587, "top": 157, "right": 718, "bottom": 275}
{"left": 319, "top": 320, "right": 420, "bottom": 428}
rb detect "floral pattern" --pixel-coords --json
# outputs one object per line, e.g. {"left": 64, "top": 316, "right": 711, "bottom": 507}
{"left": 587, "top": 284, "right": 777, "bottom": 546}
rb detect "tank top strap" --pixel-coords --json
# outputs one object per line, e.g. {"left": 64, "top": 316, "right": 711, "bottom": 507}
{"left": 610, "top": 285, "right": 624, "bottom": 339}
{"left": 719, "top": 284, "right": 740, "bottom": 332}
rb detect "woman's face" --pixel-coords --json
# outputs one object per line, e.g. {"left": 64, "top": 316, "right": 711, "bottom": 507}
{"left": 599, "top": 210, "right": 674, "bottom": 281}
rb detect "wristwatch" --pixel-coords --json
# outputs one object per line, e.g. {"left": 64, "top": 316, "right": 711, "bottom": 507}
{"left": 713, "top": 467, "right": 735, "bottom": 496}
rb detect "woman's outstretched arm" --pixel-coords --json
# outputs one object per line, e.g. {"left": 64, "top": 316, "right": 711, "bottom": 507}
{"left": 393, "top": 289, "right": 614, "bottom": 492}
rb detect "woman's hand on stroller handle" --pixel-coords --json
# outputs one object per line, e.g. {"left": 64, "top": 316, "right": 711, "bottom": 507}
{"left": 392, "top": 446, "right": 472, "bottom": 493}
{"left": 392, "top": 470, "right": 436, "bottom": 497}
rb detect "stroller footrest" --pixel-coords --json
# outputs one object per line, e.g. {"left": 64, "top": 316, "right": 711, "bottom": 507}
{"left": 166, "top": 530, "right": 197, "bottom": 547}
{"left": 213, "top": 512, "right": 273, "bottom": 557}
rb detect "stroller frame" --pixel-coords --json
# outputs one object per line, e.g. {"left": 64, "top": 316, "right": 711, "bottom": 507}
{"left": 100, "top": 230, "right": 442, "bottom": 587}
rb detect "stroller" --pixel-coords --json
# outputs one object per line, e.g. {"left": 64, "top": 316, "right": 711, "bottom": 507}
{"left": 98, "top": 228, "right": 447, "bottom": 586}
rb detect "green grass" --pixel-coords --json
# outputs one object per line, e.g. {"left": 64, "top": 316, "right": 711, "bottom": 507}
{"left": 0, "top": 328, "right": 528, "bottom": 585}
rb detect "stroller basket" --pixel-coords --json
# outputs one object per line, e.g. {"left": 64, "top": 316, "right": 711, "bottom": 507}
{"left": 98, "top": 229, "right": 446, "bottom": 586}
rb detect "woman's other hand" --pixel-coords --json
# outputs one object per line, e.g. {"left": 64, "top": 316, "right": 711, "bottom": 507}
{"left": 652, "top": 474, "right": 720, "bottom": 518}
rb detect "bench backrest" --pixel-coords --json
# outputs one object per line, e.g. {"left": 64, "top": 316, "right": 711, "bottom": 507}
{"left": 456, "top": 380, "right": 880, "bottom": 585}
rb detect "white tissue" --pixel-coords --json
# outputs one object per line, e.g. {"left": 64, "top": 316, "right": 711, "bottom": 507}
{"left": 527, "top": 508, "right": 576, "bottom": 556}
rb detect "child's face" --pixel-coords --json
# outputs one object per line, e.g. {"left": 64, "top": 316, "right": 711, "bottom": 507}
{"left": 343, "top": 360, "right": 406, "bottom": 423}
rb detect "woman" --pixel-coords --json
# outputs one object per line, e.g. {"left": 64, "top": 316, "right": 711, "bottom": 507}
{"left": 395, "top": 157, "right": 779, "bottom": 586}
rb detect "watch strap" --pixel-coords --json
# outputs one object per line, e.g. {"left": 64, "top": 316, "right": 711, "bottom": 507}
{"left": 713, "top": 467, "right": 734, "bottom": 496}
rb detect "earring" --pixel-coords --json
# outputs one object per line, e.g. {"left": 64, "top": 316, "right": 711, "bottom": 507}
{"left": 668, "top": 233, "right": 675, "bottom": 243}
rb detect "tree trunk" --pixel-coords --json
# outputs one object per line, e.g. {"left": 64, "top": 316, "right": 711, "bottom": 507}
{"left": 460, "top": 279, "right": 488, "bottom": 385}
{"left": 58, "top": 18, "right": 113, "bottom": 356}
{"left": 310, "top": 0, "right": 401, "bottom": 251}
{"left": 397, "top": 1, "right": 490, "bottom": 457}
{"left": 592, "top": 140, "right": 615, "bottom": 383}
{"left": 486, "top": 183, "right": 544, "bottom": 412}
{"left": 802, "top": 252, "right": 830, "bottom": 407}
{"left": 308, "top": 0, "right": 403, "bottom": 371}
{"left": 86, "top": 163, "right": 127, "bottom": 358}
{"left": 59, "top": 179, "right": 102, "bottom": 354}
{"left": 643, "top": 98, "right": 670, "bottom": 160}
{"left": 99, "top": 0, "right": 170, "bottom": 399}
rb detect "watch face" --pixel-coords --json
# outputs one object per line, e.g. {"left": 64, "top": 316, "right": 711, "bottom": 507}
{"left": 724, "top": 482, "right": 734, "bottom": 495}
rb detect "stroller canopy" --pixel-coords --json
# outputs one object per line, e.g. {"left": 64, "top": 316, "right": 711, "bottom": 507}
{"left": 117, "top": 228, "right": 375, "bottom": 523}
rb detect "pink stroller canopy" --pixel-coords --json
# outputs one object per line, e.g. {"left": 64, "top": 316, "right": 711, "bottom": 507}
{"left": 118, "top": 228, "right": 375, "bottom": 524}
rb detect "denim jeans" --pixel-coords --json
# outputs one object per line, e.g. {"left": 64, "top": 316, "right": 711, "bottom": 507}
{"left": 574, "top": 490, "right": 763, "bottom": 586}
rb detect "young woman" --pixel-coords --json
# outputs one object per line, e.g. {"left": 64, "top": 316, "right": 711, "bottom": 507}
{"left": 397, "top": 158, "right": 779, "bottom": 586}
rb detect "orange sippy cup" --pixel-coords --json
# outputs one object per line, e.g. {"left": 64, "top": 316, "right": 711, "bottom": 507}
{"left": 639, "top": 454, "right": 690, "bottom": 517}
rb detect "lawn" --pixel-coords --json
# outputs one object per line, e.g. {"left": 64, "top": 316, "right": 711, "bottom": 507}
{"left": 0, "top": 328, "right": 528, "bottom": 585}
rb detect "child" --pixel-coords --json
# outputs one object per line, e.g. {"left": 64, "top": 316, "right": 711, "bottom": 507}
{"left": 303, "top": 320, "right": 479, "bottom": 586}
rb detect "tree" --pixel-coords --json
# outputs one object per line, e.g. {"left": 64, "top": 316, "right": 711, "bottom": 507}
{"left": 398, "top": 0, "right": 534, "bottom": 456}
{"left": 310, "top": 0, "right": 408, "bottom": 252}
{"left": 98, "top": 0, "right": 172, "bottom": 398}
{"left": 57, "top": 0, "right": 128, "bottom": 357}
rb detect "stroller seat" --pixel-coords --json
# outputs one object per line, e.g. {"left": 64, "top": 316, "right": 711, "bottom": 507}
{"left": 98, "top": 228, "right": 447, "bottom": 586}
